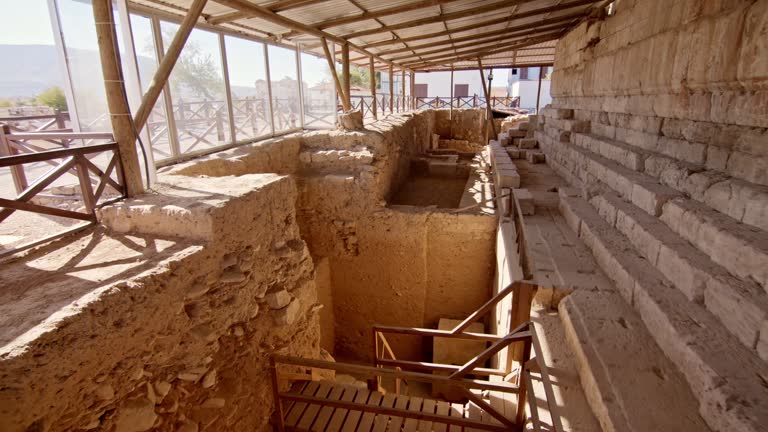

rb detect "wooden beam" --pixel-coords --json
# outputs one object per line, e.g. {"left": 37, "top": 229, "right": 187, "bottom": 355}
{"left": 388, "top": 64, "right": 394, "bottom": 113}
{"left": 211, "top": 0, "right": 397, "bottom": 69}
{"left": 342, "top": 42, "right": 351, "bottom": 111}
{"left": 360, "top": 0, "right": 597, "bottom": 49}
{"left": 390, "top": 22, "right": 573, "bottom": 63}
{"left": 206, "top": 0, "right": 328, "bottom": 24}
{"left": 298, "top": 0, "right": 462, "bottom": 32}
{"left": 449, "top": 65, "right": 454, "bottom": 138}
{"left": 320, "top": 38, "right": 349, "bottom": 111}
{"left": 478, "top": 59, "right": 496, "bottom": 141}
{"left": 92, "top": 0, "right": 144, "bottom": 196}
{"left": 401, "top": 69, "right": 406, "bottom": 111}
{"left": 418, "top": 61, "right": 554, "bottom": 73}
{"left": 410, "top": 70, "right": 416, "bottom": 110}
{"left": 378, "top": 13, "right": 581, "bottom": 57}
{"left": 134, "top": 0, "right": 207, "bottom": 134}
{"left": 408, "top": 31, "right": 564, "bottom": 70}
{"left": 369, "top": 55, "right": 377, "bottom": 119}
{"left": 343, "top": 0, "right": 539, "bottom": 39}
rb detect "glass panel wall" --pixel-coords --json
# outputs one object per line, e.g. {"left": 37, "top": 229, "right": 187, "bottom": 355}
{"left": 224, "top": 35, "right": 271, "bottom": 140}
{"left": 56, "top": 0, "right": 109, "bottom": 131}
{"left": 161, "top": 22, "right": 231, "bottom": 154}
{"left": 267, "top": 45, "right": 300, "bottom": 133}
{"left": 300, "top": 43, "right": 335, "bottom": 130}
{"left": 127, "top": 13, "right": 173, "bottom": 161}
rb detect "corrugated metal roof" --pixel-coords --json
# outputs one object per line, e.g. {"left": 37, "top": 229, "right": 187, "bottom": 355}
{"left": 129, "top": 0, "right": 607, "bottom": 70}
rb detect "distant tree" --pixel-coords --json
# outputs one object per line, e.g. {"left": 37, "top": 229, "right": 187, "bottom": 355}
{"left": 36, "top": 87, "right": 68, "bottom": 111}
{"left": 337, "top": 65, "right": 373, "bottom": 88}
{"left": 157, "top": 29, "right": 224, "bottom": 100}
{"left": 0, "top": 98, "right": 12, "bottom": 108}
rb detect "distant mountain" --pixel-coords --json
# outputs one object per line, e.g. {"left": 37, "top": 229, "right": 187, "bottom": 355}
{"left": 0, "top": 45, "right": 63, "bottom": 98}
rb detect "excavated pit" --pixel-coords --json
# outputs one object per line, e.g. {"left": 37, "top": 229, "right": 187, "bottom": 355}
{"left": 0, "top": 109, "right": 500, "bottom": 432}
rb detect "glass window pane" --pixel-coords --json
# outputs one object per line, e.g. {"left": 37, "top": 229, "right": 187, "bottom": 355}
{"left": 267, "top": 45, "right": 300, "bottom": 133}
{"left": 224, "top": 35, "right": 271, "bottom": 140}
{"left": 128, "top": 13, "right": 173, "bottom": 161}
{"left": 161, "top": 22, "right": 231, "bottom": 154}
{"left": 57, "top": 0, "right": 109, "bottom": 131}
{"left": 300, "top": 48, "right": 334, "bottom": 130}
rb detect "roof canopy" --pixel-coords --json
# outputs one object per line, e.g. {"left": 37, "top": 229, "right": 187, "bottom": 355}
{"left": 129, "top": 0, "right": 606, "bottom": 71}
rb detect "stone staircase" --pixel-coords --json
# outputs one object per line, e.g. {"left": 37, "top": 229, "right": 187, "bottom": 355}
{"left": 536, "top": 107, "right": 768, "bottom": 432}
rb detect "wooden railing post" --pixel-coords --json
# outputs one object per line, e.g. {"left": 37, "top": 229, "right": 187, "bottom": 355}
{"left": 0, "top": 124, "right": 28, "bottom": 194}
{"left": 93, "top": 0, "right": 145, "bottom": 196}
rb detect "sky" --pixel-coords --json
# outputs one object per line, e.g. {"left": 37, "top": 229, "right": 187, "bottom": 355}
{"left": 0, "top": 0, "right": 328, "bottom": 90}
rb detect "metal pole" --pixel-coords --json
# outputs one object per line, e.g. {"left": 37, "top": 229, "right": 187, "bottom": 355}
{"left": 296, "top": 43, "right": 306, "bottom": 129}
{"left": 264, "top": 44, "right": 275, "bottom": 135}
{"left": 536, "top": 66, "right": 544, "bottom": 114}
{"left": 388, "top": 64, "right": 394, "bottom": 113}
{"left": 219, "top": 33, "right": 237, "bottom": 142}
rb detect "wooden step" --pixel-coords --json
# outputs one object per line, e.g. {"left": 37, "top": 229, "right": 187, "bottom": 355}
{"left": 283, "top": 381, "right": 507, "bottom": 432}
{"left": 559, "top": 195, "right": 768, "bottom": 432}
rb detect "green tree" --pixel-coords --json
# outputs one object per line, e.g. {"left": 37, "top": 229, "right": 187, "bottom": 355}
{"left": 337, "top": 65, "right": 378, "bottom": 88}
{"left": 0, "top": 98, "right": 12, "bottom": 108}
{"left": 156, "top": 29, "right": 224, "bottom": 100}
{"left": 36, "top": 87, "right": 68, "bottom": 111}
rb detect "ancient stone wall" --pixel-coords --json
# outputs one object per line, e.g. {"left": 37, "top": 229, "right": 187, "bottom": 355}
{"left": 0, "top": 175, "right": 322, "bottom": 432}
{"left": 539, "top": 2, "right": 768, "bottom": 430}
{"left": 434, "top": 109, "right": 486, "bottom": 144}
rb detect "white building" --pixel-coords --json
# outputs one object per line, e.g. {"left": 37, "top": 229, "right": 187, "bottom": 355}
{"left": 414, "top": 70, "right": 505, "bottom": 99}
{"left": 507, "top": 67, "right": 553, "bottom": 113}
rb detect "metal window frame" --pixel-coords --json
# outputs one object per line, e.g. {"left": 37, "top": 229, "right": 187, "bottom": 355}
{"left": 151, "top": 16, "right": 181, "bottom": 159}
{"left": 115, "top": 0, "right": 158, "bottom": 183}
{"left": 219, "top": 33, "right": 237, "bottom": 143}
{"left": 47, "top": 0, "right": 82, "bottom": 133}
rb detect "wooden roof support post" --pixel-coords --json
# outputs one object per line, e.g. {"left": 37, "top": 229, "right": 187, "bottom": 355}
{"left": 401, "top": 69, "right": 406, "bottom": 112}
{"left": 478, "top": 58, "right": 497, "bottom": 142}
{"left": 388, "top": 64, "right": 394, "bottom": 113}
{"left": 536, "top": 65, "right": 544, "bottom": 114}
{"left": 449, "top": 65, "right": 454, "bottom": 138}
{"left": 321, "top": 38, "right": 349, "bottom": 111}
{"left": 341, "top": 42, "right": 352, "bottom": 112}
{"left": 133, "top": 0, "right": 208, "bottom": 133}
{"left": 410, "top": 70, "right": 416, "bottom": 110}
{"left": 369, "top": 55, "right": 377, "bottom": 119}
{"left": 92, "top": 0, "right": 144, "bottom": 196}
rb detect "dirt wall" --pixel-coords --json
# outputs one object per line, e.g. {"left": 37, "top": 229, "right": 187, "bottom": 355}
{"left": 0, "top": 174, "right": 322, "bottom": 432}
{"left": 434, "top": 109, "right": 486, "bottom": 144}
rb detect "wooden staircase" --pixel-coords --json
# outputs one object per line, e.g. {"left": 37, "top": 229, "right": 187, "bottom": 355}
{"left": 271, "top": 281, "right": 563, "bottom": 432}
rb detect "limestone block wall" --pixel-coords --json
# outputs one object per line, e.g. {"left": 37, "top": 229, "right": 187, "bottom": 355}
{"left": 0, "top": 174, "right": 322, "bottom": 432}
{"left": 539, "top": 2, "right": 768, "bottom": 429}
{"left": 434, "top": 108, "right": 486, "bottom": 144}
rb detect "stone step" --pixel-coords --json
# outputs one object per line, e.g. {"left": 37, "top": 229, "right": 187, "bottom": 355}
{"left": 660, "top": 197, "right": 768, "bottom": 298}
{"left": 559, "top": 195, "right": 768, "bottom": 432}
{"left": 570, "top": 131, "right": 768, "bottom": 233}
{"left": 588, "top": 189, "right": 768, "bottom": 353}
{"left": 559, "top": 288, "right": 710, "bottom": 432}
{"left": 538, "top": 131, "right": 681, "bottom": 216}
{"left": 541, "top": 129, "right": 768, "bottom": 295}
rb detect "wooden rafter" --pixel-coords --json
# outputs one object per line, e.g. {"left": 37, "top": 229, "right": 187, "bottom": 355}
{"left": 402, "top": 29, "right": 564, "bottom": 68}
{"left": 410, "top": 32, "right": 564, "bottom": 70}
{"left": 360, "top": 0, "right": 597, "bottom": 49}
{"left": 390, "top": 22, "right": 574, "bottom": 63}
{"left": 375, "top": 11, "right": 584, "bottom": 57}
{"left": 207, "top": 0, "right": 329, "bottom": 24}
{"left": 342, "top": 0, "right": 539, "bottom": 40}
{"left": 211, "top": 0, "right": 401, "bottom": 68}
{"left": 282, "top": 0, "right": 463, "bottom": 38}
